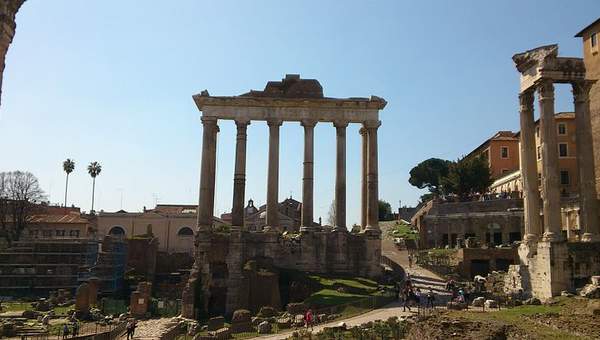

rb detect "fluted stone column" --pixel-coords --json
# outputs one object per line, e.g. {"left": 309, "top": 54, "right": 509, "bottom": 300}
{"left": 197, "top": 116, "right": 219, "bottom": 232}
{"left": 360, "top": 128, "right": 368, "bottom": 229}
{"left": 519, "top": 90, "right": 542, "bottom": 241}
{"left": 334, "top": 120, "right": 349, "bottom": 231}
{"left": 573, "top": 81, "right": 600, "bottom": 241}
{"left": 231, "top": 119, "right": 250, "bottom": 230}
{"left": 364, "top": 120, "right": 381, "bottom": 233}
{"left": 265, "top": 119, "right": 282, "bottom": 232}
{"left": 300, "top": 119, "right": 317, "bottom": 232}
{"left": 537, "top": 80, "right": 562, "bottom": 241}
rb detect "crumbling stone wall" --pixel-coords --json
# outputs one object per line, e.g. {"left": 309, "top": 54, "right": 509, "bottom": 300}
{"left": 182, "top": 230, "right": 381, "bottom": 317}
{"left": 505, "top": 241, "right": 600, "bottom": 300}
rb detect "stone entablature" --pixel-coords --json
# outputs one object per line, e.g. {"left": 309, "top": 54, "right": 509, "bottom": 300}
{"left": 0, "top": 0, "right": 25, "bottom": 106}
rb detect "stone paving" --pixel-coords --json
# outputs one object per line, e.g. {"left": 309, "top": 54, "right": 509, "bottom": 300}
{"left": 123, "top": 318, "right": 179, "bottom": 340}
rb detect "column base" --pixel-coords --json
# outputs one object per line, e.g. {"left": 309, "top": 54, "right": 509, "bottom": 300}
{"left": 299, "top": 226, "right": 314, "bottom": 233}
{"left": 541, "top": 231, "right": 562, "bottom": 242}
{"left": 581, "top": 233, "right": 599, "bottom": 242}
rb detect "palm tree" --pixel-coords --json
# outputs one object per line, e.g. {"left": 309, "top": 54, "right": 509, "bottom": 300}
{"left": 87, "top": 161, "right": 102, "bottom": 212}
{"left": 62, "top": 159, "right": 75, "bottom": 208}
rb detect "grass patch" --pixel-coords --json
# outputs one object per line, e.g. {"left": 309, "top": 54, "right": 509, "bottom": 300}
{"left": 456, "top": 298, "right": 583, "bottom": 340}
{"left": 1, "top": 302, "right": 33, "bottom": 312}
{"left": 385, "top": 221, "right": 418, "bottom": 241}
{"left": 304, "top": 289, "right": 367, "bottom": 306}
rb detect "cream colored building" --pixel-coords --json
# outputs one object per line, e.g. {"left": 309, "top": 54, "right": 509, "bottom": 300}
{"left": 96, "top": 204, "right": 227, "bottom": 254}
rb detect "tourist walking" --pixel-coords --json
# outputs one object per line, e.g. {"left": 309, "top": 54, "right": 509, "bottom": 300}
{"left": 426, "top": 288, "right": 436, "bottom": 309}
{"left": 304, "top": 309, "right": 314, "bottom": 330}
{"left": 72, "top": 322, "right": 79, "bottom": 337}
{"left": 408, "top": 254, "right": 413, "bottom": 269}
{"left": 126, "top": 320, "right": 134, "bottom": 340}
{"left": 402, "top": 286, "right": 413, "bottom": 312}
{"left": 62, "top": 324, "right": 70, "bottom": 340}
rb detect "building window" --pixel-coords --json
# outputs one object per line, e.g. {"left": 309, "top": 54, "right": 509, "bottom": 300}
{"left": 69, "top": 230, "right": 80, "bottom": 237}
{"left": 109, "top": 226, "right": 126, "bottom": 236}
{"left": 501, "top": 147, "right": 509, "bottom": 159}
{"left": 42, "top": 230, "right": 52, "bottom": 237}
{"left": 559, "top": 143, "right": 568, "bottom": 157}
{"left": 537, "top": 146, "right": 542, "bottom": 160}
{"left": 560, "top": 170, "right": 570, "bottom": 185}
{"left": 558, "top": 123, "right": 567, "bottom": 135}
{"left": 592, "top": 32, "right": 598, "bottom": 48}
{"left": 177, "top": 227, "right": 194, "bottom": 236}
{"left": 56, "top": 230, "right": 65, "bottom": 237}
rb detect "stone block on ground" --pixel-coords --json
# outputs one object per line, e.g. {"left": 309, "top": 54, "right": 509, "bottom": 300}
{"left": 257, "top": 321, "right": 271, "bottom": 334}
{"left": 471, "top": 297, "right": 485, "bottom": 307}
{"left": 276, "top": 317, "right": 291, "bottom": 329}
{"left": 230, "top": 309, "right": 253, "bottom": 333}
{"left": 580, "top": 284, "right": 600, "bottom": 299}
{"left": 209, "top": 327, "right": 231, "bottom": 340}
{"left": 524, "top": 297, "right": 541, "bottom": 305}
{"left": 258, "top": 306, "right": 277, "bottom": 317}
{"left": 591, "top": 276, "right": 600, "bottom": 286}
{"left": 484, "top": 300, "right": 498, "bottom": 309}
{"left": 207, "top": 316, "right": 225, "bottom": 331}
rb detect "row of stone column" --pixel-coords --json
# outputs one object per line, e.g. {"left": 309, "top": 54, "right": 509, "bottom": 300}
{"left": 519, "top": 79, "right": 599, "bottom": 242}
{"left": 196, "top": 117, "right": 381, "bottom": 234}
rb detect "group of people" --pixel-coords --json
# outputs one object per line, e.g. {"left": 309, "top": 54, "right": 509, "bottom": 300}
{"left": 398, "top": 275, "right": 436, "bottom": 312}
{"left": 61, "top": 322, "right": 79, "bottom": 339}
{"left": 446, "top": 278, "right": 467, "bottom": 304}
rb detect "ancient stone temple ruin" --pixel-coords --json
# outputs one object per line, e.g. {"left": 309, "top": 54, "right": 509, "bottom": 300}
{"left": 181, "top": 75, "right": 386, "bottom": 317}
{"left": 506, "top": 45, "right": 600, "bottom": 299}
{"left": 0, "top": 0, "right": 25, "bottom": 106}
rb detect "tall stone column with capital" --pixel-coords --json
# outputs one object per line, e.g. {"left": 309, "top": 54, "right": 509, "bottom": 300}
{"left": 573, "top": 81, "right": 600, "bottom": 241}
{"left": 265, "top": 119, "right": 282, "bottom": 232}
{"left": 364, "top": 120, "right": 381, "bottom": 233}
{"left": 231, "top": 120, "right": 250, "bottom": 230}
{"left": 197, "top": 116, "right": 219, "bottom": 232}
{"left": 360, "top": 128, "right": 368, "bottom": 229}
{"left": 519, "top": 90, "right": 542, "bottom": 241}
{"left": 300, "top": 119, "right": 317, "bottom": 232}
{"left": 537, "top": 80, "right": 562, "bottom": 241}
{"left": 334, "top": 120, "right": 349, "bottom": 231}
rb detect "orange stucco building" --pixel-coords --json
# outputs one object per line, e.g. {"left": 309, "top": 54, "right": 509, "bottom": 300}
{"left": 576, "top": 18, "right": 600, "bottom": 197}
{"left": 465, "top": 131, "right": 521, "bottom": 180}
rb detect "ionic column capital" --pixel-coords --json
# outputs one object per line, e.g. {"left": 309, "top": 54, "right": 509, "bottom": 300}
{"left": 363, "top": 120, "right": 381, "bottom": 130}
{"left": 301, "top": 119, "right": 318, "bottom": 128}
{"left": 359, "top": 127, "right": 367, "bottom": 136}
{"left": 201, "top": 116, "right": 219, "bottom": 132}
{"left": 536, "top": 79, "right": 554, "bottom": 101}
{"left": 267, "top": 118, "right": 283, "bottom": 127}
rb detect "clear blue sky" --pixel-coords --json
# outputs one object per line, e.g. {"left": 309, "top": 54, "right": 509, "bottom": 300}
{"left": 1, "top": 1, "right": 598, "bottom": 225}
